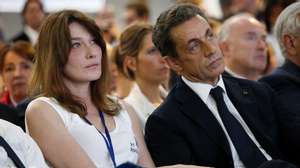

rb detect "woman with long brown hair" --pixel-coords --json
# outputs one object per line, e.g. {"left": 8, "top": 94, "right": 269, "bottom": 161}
{"left": 25, "top": 10, "right": 154, "bottom": 168}
{"left": 118, "top": 23, "right": 169, "bottom": 129}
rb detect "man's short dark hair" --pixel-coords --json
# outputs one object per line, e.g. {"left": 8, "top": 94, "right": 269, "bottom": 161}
{"left": 152, "top": 4, "right": 206, "bottom": 58}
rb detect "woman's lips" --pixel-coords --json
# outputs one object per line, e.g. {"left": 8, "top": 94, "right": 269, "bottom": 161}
{"left": 85, "top": 63, "right": 99, "bottom": 69}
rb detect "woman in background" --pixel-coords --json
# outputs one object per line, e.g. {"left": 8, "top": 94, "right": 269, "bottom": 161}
{"left": 0, "top": 41, "right": 34, "bottom": 107}
{"left": 109, "top": 45, "right": 134, "bottom": 99}
{"left": 118, "top": 23, "right": 169, "bottom": 129}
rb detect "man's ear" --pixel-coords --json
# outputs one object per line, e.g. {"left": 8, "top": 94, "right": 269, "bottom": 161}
{"left": 283, "top": 34, "right": 297, "bottom": 56}
{"left": 164, "top": 56, "right": 183, "bottom": 75}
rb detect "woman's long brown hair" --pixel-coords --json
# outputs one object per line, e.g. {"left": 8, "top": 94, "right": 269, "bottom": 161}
{"left": 30, "top": 10, "right": 120, "bottom": 117}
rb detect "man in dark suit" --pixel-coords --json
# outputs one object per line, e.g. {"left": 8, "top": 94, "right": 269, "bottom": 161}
{"left": 11, "top": 0, "right": 45, "bottom": 44}
{"left": 259, "top": 2, "right": 300, "bottom": 166}
{"left": 145, "top": 4, "right": 290, "bottom": 168}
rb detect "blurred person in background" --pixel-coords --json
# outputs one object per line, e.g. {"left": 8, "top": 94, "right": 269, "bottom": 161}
{"left": 124, "top": 2, "right": 150, "bottom": 26}
{"left": 119, "top": 23, "right": 169, "bottom": 129}
{"left": 0, "top": 41, "right": 34, "bottom": 107}
{"left": 95, "top": 4, "right": 119, "bottom": 46}
{"left": 219, "top": 0, "right": 260, "bottom": 20}
{"left": 218, "top": 13, "right": 268, "bottom": 80}
{"left": 11, "top": 0, "right": 45, "bottom": 45}
{"left": 263, "top": 0, "right": 297, "bottom": 66}
{"left": 0, "top": 22, "right": 5, "bottom": 97}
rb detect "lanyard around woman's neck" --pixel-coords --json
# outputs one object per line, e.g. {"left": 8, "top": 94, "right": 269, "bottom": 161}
{"left": 83, "top": 110, "right": 117, "bottom": 168}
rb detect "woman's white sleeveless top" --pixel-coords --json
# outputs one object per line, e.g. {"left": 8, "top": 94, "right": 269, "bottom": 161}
{"left": 27, "top": 97, "right": 139, "bottom": 168}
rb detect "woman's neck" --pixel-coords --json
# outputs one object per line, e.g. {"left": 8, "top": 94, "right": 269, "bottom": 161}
{"left": 136, "top": 79, "right": 163, "bottom": 105}
{"left": 63, "top": 79, "right": 92, "bottom": 103}
{"left": 115, "top": 75, "right": 134, "bottom": 99}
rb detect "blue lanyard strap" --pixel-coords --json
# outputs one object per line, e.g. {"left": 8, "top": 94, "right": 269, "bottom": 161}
{"left": 98, "top": 111, "right": 117, "bottom": 168}
{"left": 83, "top": 111, "right": 117, "bottom": 168}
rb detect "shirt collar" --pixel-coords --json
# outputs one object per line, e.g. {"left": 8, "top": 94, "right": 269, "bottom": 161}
{"left": 182, "top": 75, "right": 226, "bottom": 103}
{"left": 225, "top": 67, "right": 247, "bottom": 79}
{"left": 24, "top": 25, "right": 38, "bottom": 45}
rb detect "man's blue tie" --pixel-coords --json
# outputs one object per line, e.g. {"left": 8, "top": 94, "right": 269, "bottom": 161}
{"left": 210, "top": 86, "right": 267, "bottom": 168}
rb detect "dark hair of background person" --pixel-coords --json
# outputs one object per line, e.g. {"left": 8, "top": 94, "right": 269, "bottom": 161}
{"left": 30, "top": 10, "right": 120, "bottom": 117}
{"left": 263, "top": 0, "right": 296, "bottom": 32}
{"left": 118, "top": 23, "right": 152, "bottom": 80}
{"left": 152, "top": 4, "right": 206, "bottom": 59}
{"left": 126, "top": 2, "right": 150, "bottom": 19}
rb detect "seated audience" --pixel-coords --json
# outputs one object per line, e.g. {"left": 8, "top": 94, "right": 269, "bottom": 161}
{"left": 218, "top": 13, "right": 268, "bottom": 80}
{"left": 118, "top": 23, "right": 169, "bottom": 129}
{"left": 259, "top": 2, "right": 300, "bottom": 166}
{"left": 145, "top": 4, "right": 293, "bottom": 168}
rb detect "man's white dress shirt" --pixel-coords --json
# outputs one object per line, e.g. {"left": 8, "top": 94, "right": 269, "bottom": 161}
{"left": 182, "top": 76, "right": 271, "bottom": 168}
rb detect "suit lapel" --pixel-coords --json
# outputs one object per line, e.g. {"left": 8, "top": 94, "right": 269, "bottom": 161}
{"left": 175, "top": 79, "right": 232, "bottom": 157}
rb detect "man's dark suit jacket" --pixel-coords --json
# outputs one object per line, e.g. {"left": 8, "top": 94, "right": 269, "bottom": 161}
{"left": 10, "top": 31, "right": 30, "bottom": 43}
{"left": 260, "top": 60, "right": 300, "bottom": 166}
{"left": 0, "top": 103, "right": 24, "bottom": 131}
{"left": 145, "top": 76, "right": 283, "bottom": 168}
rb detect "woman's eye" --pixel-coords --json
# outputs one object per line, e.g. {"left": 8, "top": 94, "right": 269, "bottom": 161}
{"left": 4, "top": 66, "right": 14, "bottom": 72}
{"left": 71, "top": 42, "right": 81, "bottom": 48}
{"left": 147, "top": 48, "right": 158, "bottom": 55}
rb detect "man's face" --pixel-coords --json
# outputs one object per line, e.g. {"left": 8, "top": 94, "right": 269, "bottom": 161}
{"left": 124, "top": 8, "right": 139, "bottom": 25}
{"left": 167, "top": 15, "right": 224, "bottom": 85}
{"left": 24, "top": 1, "right": 45, "bottom": 30}
{"left": 224, "top": 18, "right": 267, "bottom": 74}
